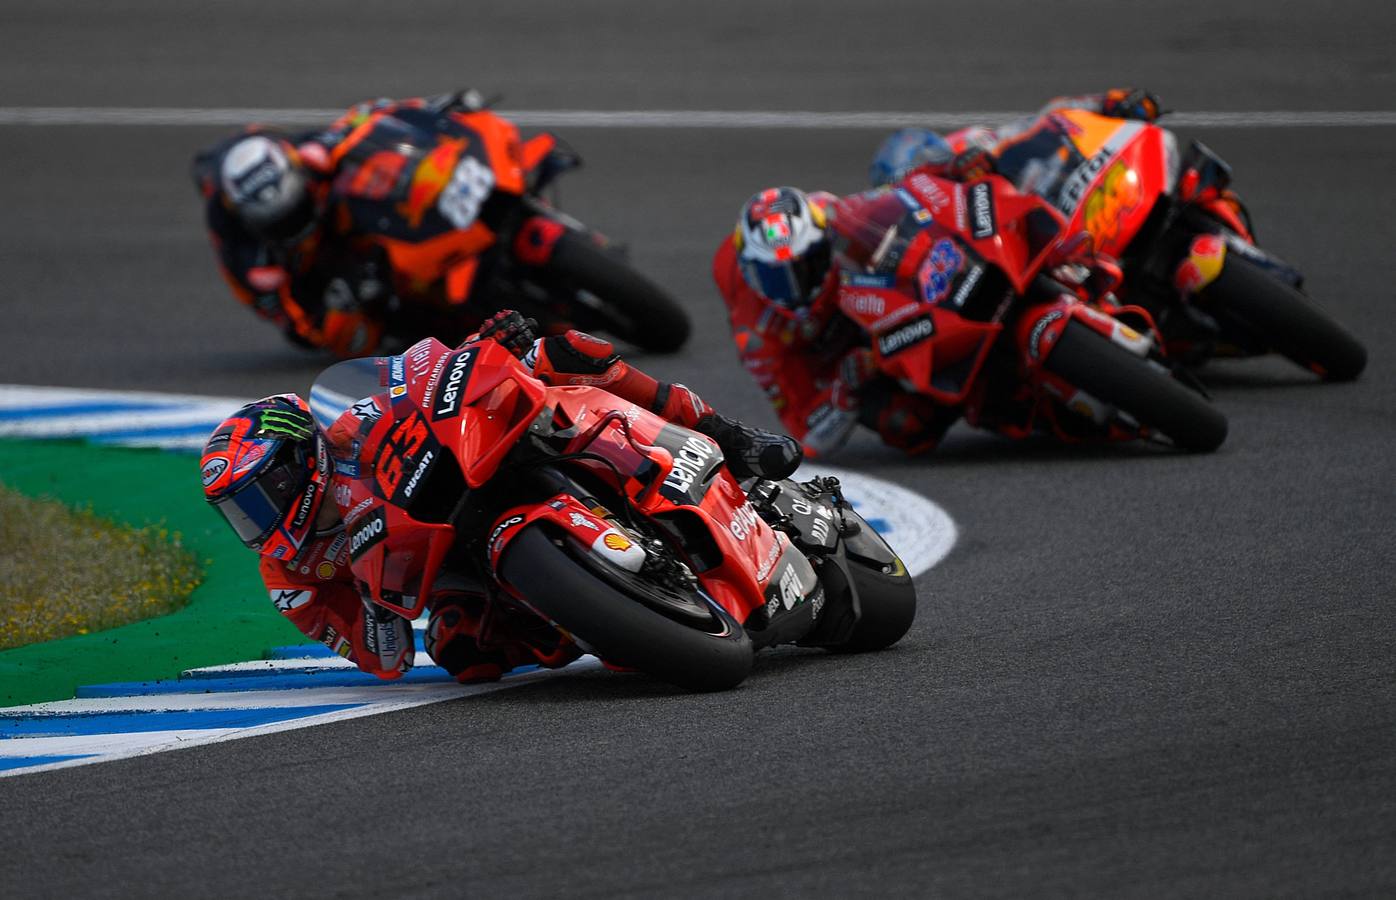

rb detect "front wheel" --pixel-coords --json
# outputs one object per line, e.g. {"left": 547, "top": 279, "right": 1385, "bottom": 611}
{"left": 1199, "top": 254, "right": 1367, "bottom": 381}
{"left": 1045, "top": 320, "right": 1228, "bottom": 452}
{"left": 545, "top": 230, "right": 692, "bottom": 353}
{"left": 827, "top": 555, "right": 917, "bottom": 654}
{"left": 498, "top": 525, "right": 752, "bottom": 691}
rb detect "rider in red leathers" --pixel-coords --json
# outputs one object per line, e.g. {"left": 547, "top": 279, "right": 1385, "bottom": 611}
{"left": 201, "top": 314, "right": 800, "bottom": 683}
{"left": 713, "top": 187, "right": 960, "bottom": 458}
{"left": 714, "top": 92, "right": 1164, "bottom": 459}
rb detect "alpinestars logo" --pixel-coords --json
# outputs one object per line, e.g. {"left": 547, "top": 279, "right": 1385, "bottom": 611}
{"left": 270, "top": 589, "right": 313, "bottom": 612}
{"left": 877, "top": 316, "right": 935, "bottom": 356}
{"left": 431, "top": 350, "right": 476, "bottom": 421}
{"left": 969, "top": 182, "right": 996, "bottom": 239}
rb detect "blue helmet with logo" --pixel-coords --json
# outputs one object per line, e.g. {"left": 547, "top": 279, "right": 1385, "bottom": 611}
{"left": 868, "top": 128, "right": 953, "bottom": 187}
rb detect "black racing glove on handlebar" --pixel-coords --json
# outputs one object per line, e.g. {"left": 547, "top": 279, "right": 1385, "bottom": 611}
{"left": 1101, "top": 88, "right": 1163, "bottom": 122}
{"left": 479, "top": 309, "right": 539, "bottom": 359}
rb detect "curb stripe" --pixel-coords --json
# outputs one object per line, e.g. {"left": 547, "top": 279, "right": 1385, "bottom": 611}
{"left": 0, "top": 705, "right": 361, "bottom": 737}
{"left": 0, "top": 754, "right": 95, "bottom": 772}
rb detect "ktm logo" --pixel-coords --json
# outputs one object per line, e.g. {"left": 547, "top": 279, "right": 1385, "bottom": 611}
{"left": 397, "top": 137, "right": 469, "bottom": 228}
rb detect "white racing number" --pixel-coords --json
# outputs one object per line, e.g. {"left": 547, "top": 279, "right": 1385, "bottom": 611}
{"left": 438, "top": 155, "right": 495, "bottom": 229}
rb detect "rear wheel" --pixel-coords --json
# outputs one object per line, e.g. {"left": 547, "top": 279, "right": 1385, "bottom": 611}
{"left": 1045, "top": 320, "right": 1228, "bottom": 452}
{"left": 1199, "top": 254, "right": 1367, "bottom": 381}
{"left": 546, "top": 230, "right": 692, "bottom": 352}
{"left": 498, "top": 525, "right": 752, "bottom": 691}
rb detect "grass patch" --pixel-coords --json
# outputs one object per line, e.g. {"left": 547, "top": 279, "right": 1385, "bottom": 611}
{"left": 0, "top": 483, "right": 202, "bottom": 650}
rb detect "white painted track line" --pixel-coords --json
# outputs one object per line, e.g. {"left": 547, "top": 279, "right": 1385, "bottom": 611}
{"left": 0, "top": 107, "right": 1394, "bottom": 128}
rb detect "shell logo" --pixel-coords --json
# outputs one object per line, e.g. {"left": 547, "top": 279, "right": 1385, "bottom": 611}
{"left": 602, "top": 533, "right": 632, "bottom": 552}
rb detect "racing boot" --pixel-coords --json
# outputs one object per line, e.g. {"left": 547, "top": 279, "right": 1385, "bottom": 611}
{"left": 694, "top": 412, "right": 803, "bottom": 482}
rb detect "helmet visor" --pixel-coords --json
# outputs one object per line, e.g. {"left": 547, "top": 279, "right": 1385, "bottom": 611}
{"left": 211, "top": 450, "right": 310, "bottom": 548}
{"left": 254, "top": 187, "right": 317, "bottom": 246}
{"left": 741, "top": 240, "right": 830, "bottom": 308}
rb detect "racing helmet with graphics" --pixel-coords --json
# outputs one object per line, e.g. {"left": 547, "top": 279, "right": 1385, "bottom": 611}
{"left": 220, "top": 135, "right": 317, "bottom": 244}
{"left": 201, "top": 395, "right": 334, "bottom": 560}
{"left": 868, "top": 128, "right": 953, "bottom": 187}
{"left": 734, "top": 187, "right": 834, "bottom": 309}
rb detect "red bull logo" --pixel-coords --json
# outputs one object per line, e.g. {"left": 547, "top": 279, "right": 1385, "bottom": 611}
{"left": 1174, "top": 233, "right": 1227, "bottom": 294}
{"left": 397, "top": 137, "right": 469, "bottom": 229}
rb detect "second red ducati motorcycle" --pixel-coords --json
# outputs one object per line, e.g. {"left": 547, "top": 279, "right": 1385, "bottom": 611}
{"left": 832, "top": 170, "right": 1228, "bottom": 452}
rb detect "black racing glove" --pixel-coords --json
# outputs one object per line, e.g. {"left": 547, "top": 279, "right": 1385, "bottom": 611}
{"left": 322, "top": 257, "right": 392, "bottom": 312}
{"left": 1101, "top": 88, "right": 1163, "bottom": 122}
{"left": 947, "top": 146, "right": 996, "bottom": 182}
{"left": 479, "top": 310, "right": 539, "bottom": 358}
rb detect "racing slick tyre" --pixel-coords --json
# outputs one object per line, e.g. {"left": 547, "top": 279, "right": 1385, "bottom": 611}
{"left": 548, "top": 229, "right": 692, "bottom": 353}
{"left": 1045, "top": 320, "right": 1228, "bottom": 453}
{"left": 1199, "top": 255, "right": 1367, "bottom": 382}
{"left": 499, "top": 525, "right": 753, "bottom": 692}
{"left": 827, "top": 555, "right": 917, "bottom": 654}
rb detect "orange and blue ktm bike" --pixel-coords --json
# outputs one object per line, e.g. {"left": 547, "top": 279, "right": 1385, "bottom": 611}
{"left": 323, "top": 97, "right": 691, "bottom": 352}
{"left": 309, "top": 336, "right": 915, "bottom": 692}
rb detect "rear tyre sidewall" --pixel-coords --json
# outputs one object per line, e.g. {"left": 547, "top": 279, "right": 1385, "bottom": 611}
{"left": 545, "top": 229, "right": 692, "bottom": 352}
{"left": 1044, "top": 320, "right": 1228, "bottom": 452}
{"left": 498, "top": 525, "right": 753, "bottom": 691}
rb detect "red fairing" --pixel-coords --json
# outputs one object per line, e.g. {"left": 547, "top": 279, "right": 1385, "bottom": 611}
{"left": 512, "top": 216, "right": 567, "bottom": 266}
{"left": 326, "top": 335, "right": 796, "bottom": 627}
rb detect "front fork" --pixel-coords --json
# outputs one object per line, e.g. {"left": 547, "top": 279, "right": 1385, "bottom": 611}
{"left": 1015, "top": 297, "right": 1164, "bottom": 434}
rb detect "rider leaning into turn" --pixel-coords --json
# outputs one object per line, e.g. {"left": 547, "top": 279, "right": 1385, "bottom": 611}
{"left": 712, "top": 89, "right": 1162, "bottom": 459}
{"left": 200, "top": 313, "right": 801, "bottom": 684}
{"left": 192, "top": 93, "right": 480, "bottom": 359}
{"left": 867, "top": 88, "right": 1164, "bottom": 187}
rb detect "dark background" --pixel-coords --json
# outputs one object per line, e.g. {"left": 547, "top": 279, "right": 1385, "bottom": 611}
{"left": 2, "top": 2, "right": 1394, "bottom": 896}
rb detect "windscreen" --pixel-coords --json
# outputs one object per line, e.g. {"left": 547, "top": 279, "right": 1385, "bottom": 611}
{"left": 308, "top": 357, "right": 385, "bottom": 431}
{"left": 830, "top": 189, "right": 926, "bottom": 273}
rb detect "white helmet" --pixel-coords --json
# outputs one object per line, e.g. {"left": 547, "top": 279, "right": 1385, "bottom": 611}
{"left": 220, "top": 135, "right": 315, "bottom": 243}
{"left": 734, "top": 187, "right": 832, "bottom": 308}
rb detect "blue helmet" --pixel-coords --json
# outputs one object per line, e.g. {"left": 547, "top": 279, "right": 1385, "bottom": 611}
{"left": 868, "top": 128, "right": 953, "bottom": 187}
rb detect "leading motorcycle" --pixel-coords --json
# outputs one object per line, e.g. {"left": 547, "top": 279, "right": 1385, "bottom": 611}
{"left": 308, "top": 335, "right": 917, "bottom": 692}
{"left": 939, "top": 109, "right": 1366, "bottom": 379}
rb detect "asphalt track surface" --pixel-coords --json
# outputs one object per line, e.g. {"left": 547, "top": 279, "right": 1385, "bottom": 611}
{"left": 3, "top": 2, "right": 1395, "bottom": 896}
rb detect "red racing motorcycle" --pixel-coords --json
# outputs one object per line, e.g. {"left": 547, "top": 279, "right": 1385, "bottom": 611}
{"left": 958, "top": 109, "right": 1366, "bottom": 379}
{"left": 833, "top": 171, "right": 1228, "bottom": 452}
{"left": 308, "top": 337, "right": 917, "bottom": 691}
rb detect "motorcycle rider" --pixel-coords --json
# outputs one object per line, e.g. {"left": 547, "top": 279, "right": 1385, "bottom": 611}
{"left": 192, "top": 91, "right": 508, "bottom": 359}
{"left": 867, "top": 88, "right": 1164, "bottom": 188}
{"left": 712, "top": 92, "right": 1163, "bottom": 458}
{"left": 200, "top": 312, "right": 801, "bottom": 684}
{"left": 713, "top": 186, "right": 965, "bottom": 457}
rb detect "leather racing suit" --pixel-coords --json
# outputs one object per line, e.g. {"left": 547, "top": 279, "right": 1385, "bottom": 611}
{"left": 192, "top": 95, "right": 480, "bottom": 358}
{"left": 258, "top": 328, "right": 731, "bottom": 683}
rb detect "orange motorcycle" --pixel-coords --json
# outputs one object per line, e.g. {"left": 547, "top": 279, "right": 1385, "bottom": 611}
{"left": 327, "top": 96, "right": 691, "bottom": 353}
